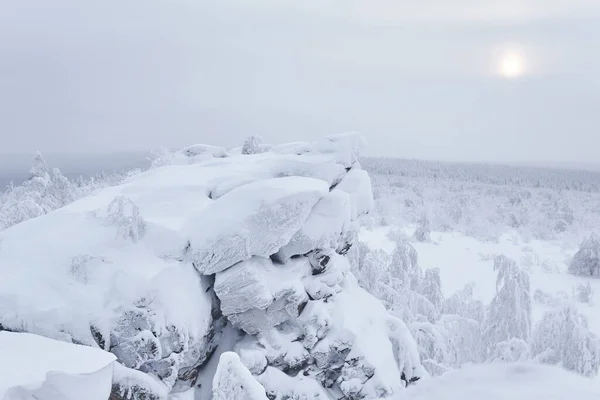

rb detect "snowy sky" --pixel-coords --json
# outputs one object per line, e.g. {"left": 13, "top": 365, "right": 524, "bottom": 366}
{"left": 1, "top": 0, "right": 600, "bottom": 164}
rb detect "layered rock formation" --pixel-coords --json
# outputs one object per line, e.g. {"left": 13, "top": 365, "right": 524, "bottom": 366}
{"left": 0, "top": 134, "right": 423, "bottom": 399}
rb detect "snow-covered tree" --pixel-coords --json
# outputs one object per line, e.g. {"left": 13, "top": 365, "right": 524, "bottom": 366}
{"left": 531, "top": 305, "right": 600, "bottom": 377}
{"left": 440, "top": 314, "right": 484, "bottom": 364}
{"left": 106, "top": 196, "right": 146, "bottom": 242}
{"left": 410, "top": 321, "right": 456, "bottom": 375}
{"left": 482, "top": 255, "right": 531, "bottom": 353}
{"left": 443, "top": 282, "right": 485, "bottom": 323}
{"left": 418, "top": 268, "right": 444, "bottom": 311}
{"left": 569, "top": 236, "right": 600, "bottom": 277}
{"left": 28, "top": 151, "right": 50, "bottom": 183}
{"left": 389, "top": 239, "right": 421, "bottom": 290}
{"left": 242, "top": 136, "right": 269, "bottom": 155}
{"left": 413, "top": 213, "right": 431, "bottom": 242}
{"left": 573, "top": 282, "right": 594, "bottom": 304}
{"left": 487, "top": 338, "right": 530, "bottom": 363}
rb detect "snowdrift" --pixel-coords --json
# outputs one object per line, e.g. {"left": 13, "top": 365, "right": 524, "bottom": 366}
{"left": 404, "top": 362, "right": 600, "bottom": 400}
{"left": 0, "top": 133, "right": 424, "bottom": 399}
{"left": 0, "top": 331, "right": 115, "bottom": 400}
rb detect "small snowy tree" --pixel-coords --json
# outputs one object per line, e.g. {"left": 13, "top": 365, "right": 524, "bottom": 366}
{"left": 573, "top": 282, "right": 594, "bottom": 304}
{"left": 28, "top": 151, "right": 50, "bottom": 183}
{"left": 531, "top": 305, "right": 600, "bottom": 377}
{"left": 213, "top": 352, "right": 268, "bottom": 400}
{"left": 418, "top": 268, "right": 444, "bottom": 311}
{"left": 242, "top": 136, "right": 269, "bottom": 155}
{"left": 410, "top": 321, "right": 456, "bottom": 374}
{"left": 487, "top": 338, "right": 530, "bottom": 363}
{"left": 440, "top": 314, "right": 484, "bottom": 364}
{"left": 358, "top": 249, "right": 390, "bottom": 294}
{"left": 443, "top": 282, "right": 485, "bottom": 323}
{"left": 389, "top": 239, "right": 421, "bottom": 290}
{"left": 106, "top": 196, "right": 146, "bottom": 242}
{"left": 482, "top": 255, "right": 531, "bottom": 353}
{"left": 149, "top": 147, "right": 173, "bottom": 168}
{"left": 413, "top": 213, "right": 431, "bottom": 243}
{"left": 569, "top": 236, "right": 600, "bottom": 277}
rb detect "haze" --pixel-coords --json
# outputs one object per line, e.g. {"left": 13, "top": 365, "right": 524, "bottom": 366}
{"left": 1, "top": 0, "right": 600, "bottom": 165}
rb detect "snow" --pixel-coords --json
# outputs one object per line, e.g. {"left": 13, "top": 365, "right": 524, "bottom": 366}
{"left": 256, "top": 367, "right": 330, "bottom": 400}
{"left": 112, "top": 362, "right": 169, "bottom": 399}
{"left": 10, "top": 135, "right": 600, "bottom": 400}
{"left": 0, "top": 331, "right": 115, "bottom": 400}
{"left": 214, "top": 256, "right": 309, "bottom": 334}
{"left": 403, "top": 362, "right": 600, "bottom": 400}
{"left": 335, "top": 168, "right": 374, "bottom": 221}
{"left": 212, "top": 352, "right": 268, "bottom": 400}
{"left": 331, "top": 275, "right": 424, "bottom": 396}
{"left": 184, "top": 176, "right": 329, "bottom": 274}
{"left": 276, "top": 190, "right": 352, "bottom": 262}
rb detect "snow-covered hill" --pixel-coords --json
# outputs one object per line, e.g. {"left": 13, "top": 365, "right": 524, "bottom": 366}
{"left": 0, "top": 134, "right": 425, "bottom": 399}
{"left": 1, "top": 136, "right": 600, "bottom": 399}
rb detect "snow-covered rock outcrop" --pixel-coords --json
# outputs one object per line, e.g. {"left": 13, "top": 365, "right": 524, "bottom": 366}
{"left": 0, "top": 133, "right": 423, "bottom": 399}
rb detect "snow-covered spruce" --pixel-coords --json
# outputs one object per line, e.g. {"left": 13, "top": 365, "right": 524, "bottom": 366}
{"left": 569, "top": 235, "right": 600, "bottom": 277}
{"left": 531, "top": 305, "right": 600, "bottom": 376}
{"left": 0, "top": 134, "right": 424, "bottom": 399}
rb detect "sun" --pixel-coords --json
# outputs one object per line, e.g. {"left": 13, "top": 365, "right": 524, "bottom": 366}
{"left": 498, "top": 51, "right": 526, "bottom": 79}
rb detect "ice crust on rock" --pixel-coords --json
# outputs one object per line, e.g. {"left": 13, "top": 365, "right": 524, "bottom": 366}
{"left": 0, "top": 133, "right": 429, "bottom": 399}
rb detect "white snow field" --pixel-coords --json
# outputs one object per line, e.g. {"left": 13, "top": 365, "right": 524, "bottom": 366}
{"left": 403, "top": 362, "right": 600, "bottom": 400}
{"left": 1, "top": 135, "right": 600, "bottom": 399}
{"left": 0, "top": 331, "right": 115, "bottom": 400}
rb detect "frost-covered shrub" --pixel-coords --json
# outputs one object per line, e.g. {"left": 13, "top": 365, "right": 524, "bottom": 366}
{"left": 149, "top": 147, "right": 173, "bottom": 168}
{"left": 569, "top": 236, "right": 600, "bottom": 277}
{"left": 0, "top": 152, "right": 140, "bottom": 232}
{"left": 413, "top": 213, "right": 431, "bottom": 243}
{"left": 573, "top": 282, "right": 594, "bottom": 304}
{"left": 487, "top": 338, "right": 530, "bottom": 363}
{"left": 531, "top": 305, "right": 600, "bottom": 377}
{"left": 242, "top": 136, "right": 269, "bottom": 155}
{"left": 357, "top": 249, "right": 390, "bottom": 293}
{"left": 418, "top": 268, "right": 444, "bottom": 311}
{"left": 533, "top": 289, "right": 565, "bottom": 308}
{"left": 443, "top": 283, "right": 484, "bottom": 323}
{"left": 106, "top": 197, "right": 147, "bottom": 242}
{"left": 482, "top": 256, "right": 531, "bottom": 352}
{"left": 440, "top": 315, "right": 484, "bottom": 365}
{"left": 410, "top": 321, "right": 456, "bottom": 373}
{"left": 389, "top": 239, "right": 420, "bottom": 290}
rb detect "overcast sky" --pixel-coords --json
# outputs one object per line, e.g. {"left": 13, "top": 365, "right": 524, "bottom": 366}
{"left": 1, "top": 0, "right": 600, "bottom": 164}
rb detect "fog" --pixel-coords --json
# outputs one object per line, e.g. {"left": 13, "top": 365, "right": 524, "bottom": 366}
{"left": 1, "top": 0, "right": 600, "bottom": 164}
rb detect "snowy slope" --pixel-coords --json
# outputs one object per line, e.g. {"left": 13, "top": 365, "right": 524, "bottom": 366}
{"left": 0, "top": 331, "right": 115, "bottom": 400}
{"left": 403, "top": 362, "right": 600, "bottom": 400}
{"left": 357, "top": 159, "right": 600, "bottom": 383}
{"left": 360, "top": 226, "right": 600, "bottom": 340}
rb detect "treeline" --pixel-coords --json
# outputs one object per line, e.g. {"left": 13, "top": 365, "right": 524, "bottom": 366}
{"left": 361, "top": 157, "right": 600, "bottom": 193}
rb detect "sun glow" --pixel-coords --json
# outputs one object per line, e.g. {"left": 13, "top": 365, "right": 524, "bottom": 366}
{"left": 497, "top": 50, "right": 526, "bottom": 79}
